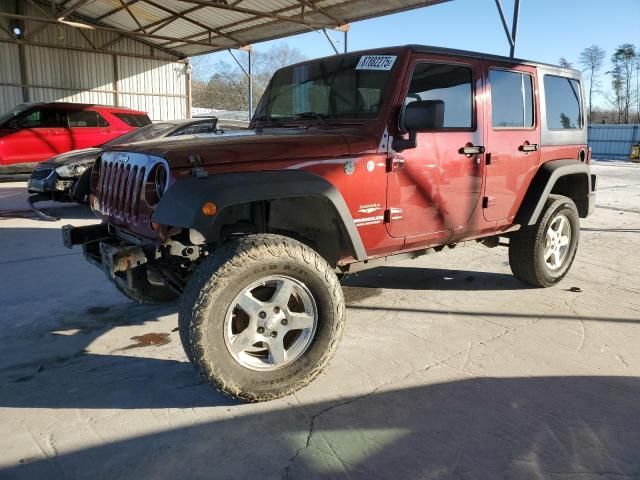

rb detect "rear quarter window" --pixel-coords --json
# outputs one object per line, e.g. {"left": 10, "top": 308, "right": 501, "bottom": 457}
{"left": 544, "top": 75, "right": 582, "bottom": 130}
{"left": 112, "top": 112, "right": 152, "bottom": 127}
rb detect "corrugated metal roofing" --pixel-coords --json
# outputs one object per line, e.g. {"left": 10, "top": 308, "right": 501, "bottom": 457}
{"left": 40, "top": 0, "right": 452, "bottom": 57}
{"left": 589, "top": 125, "right": 640, "bottom": 160}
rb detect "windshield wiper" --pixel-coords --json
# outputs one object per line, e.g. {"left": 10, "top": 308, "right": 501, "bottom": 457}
{"left": 292, "top": 111, "right": 330, "bottom": 127}
{"left": 253, "top": 115, "right": 283, "bottom": 125}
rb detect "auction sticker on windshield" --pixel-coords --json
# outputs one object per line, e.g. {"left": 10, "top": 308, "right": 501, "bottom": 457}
{"left": 356, "top": 55, "right": 397, "bottom": 71}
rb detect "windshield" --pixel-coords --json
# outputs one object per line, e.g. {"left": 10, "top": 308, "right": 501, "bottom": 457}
{"left": 0, "top": 104, "right": 33, "bottom": 127}
{"left": 254, "top": 54, "right": 397, "bottom": 123}
{"left": 105, "top": 123, "right": 174, "bottom": 146}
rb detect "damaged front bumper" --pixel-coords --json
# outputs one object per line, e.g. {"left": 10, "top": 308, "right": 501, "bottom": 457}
{"left": 62, "top": 223, "right": 149, "bottom": 288}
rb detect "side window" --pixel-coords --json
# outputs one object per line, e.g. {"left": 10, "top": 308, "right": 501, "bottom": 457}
{"left": 173, "top": 125, "right": 195, "bottom": 136}
{"left": 18, "top": 109, "right": 62, "bottom": 128}
{"left": 192, "top": 122, "right": 215, "bottom": 134}
{"left": 544, "top": 75, "right": 582, "bottom": 129}
{"left": 490, "top": 70, "right": 534, "bottom": 128}
{"left": 405, "top": 63, "right": 473, "bottom": 129}
{"left": 172, "top": 122, "right": 215, "bottom": 136}
{"left": 113, "top": 113, "right": 152, "bottom": 127}
{"left": 67, "top": 110, "right": 109, "bottom": 128}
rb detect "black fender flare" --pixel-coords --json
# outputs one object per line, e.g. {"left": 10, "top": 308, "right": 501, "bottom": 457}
{"left": 152, "top": 170, "right": 367, "bottom": 261}
{"left": 516, "top": 160, "right": 594, "bottom": 226}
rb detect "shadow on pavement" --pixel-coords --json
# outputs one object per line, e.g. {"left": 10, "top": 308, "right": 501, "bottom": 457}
{"left": 342, "top": 266, "right": 528, "bottom": 291}
{"left": 1, "top": 375, "right": 638, "bottom": 479}
{"left": 0, "top": 204, "right": 94, "bottom": 221}
{"left": 582, "top": 227, "right": 640, "bottom": 233}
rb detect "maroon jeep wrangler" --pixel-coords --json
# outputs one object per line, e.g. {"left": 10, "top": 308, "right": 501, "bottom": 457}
{"left": 63, "top": 45, "right": 596, "bottom": 402}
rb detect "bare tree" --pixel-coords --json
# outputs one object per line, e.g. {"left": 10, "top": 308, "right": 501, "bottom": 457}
{"left": 579, "top": 45, "right": 606, "bottom": 123}
{"left": 190, "top": 43, "right": 306, "bottom": 113}
{"left": 611, "top": 43, "right": 638, "bottom": 123}
{"left": 558, "top": 57, "right": 573, "bottom": 69}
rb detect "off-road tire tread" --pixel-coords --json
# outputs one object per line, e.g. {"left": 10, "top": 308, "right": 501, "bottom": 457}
{"left": 509, "top": 194, "right": 579, "bottom": 287}
{"left": 179, "top": 234, "right": 345, "bottom": 402}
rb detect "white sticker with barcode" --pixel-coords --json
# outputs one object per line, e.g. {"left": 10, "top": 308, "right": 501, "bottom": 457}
{"left": 356, "top": 55, "right": 397, "bottom": 71}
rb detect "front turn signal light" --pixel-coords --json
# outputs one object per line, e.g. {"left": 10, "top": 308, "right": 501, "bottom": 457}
{"left": 202, "top": 202, "right": 217, "bottom": 216}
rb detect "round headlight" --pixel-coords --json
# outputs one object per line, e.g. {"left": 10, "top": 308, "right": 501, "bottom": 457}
{"left": 155, "top": 164, "right": 168, "bottom": 199}
{"left": 144, "top": 163, "right": 169, "bottom": 207}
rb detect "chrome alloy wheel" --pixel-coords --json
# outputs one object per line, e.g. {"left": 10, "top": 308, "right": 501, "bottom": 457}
{"left": 223, "top": 275, "right": 318, "bottom": 371}
{"left": 544, "top": 213, "right": 572, "bottom": 271}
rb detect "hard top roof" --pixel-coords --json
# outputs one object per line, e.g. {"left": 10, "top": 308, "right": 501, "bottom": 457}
{"left": 278, "top": 45, "right": 580, "bottom": 76}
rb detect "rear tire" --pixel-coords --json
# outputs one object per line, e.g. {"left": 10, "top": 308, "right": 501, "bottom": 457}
{"left": 179, "top": 234, "right": 345, "bottom": 402}
{"left": 509, "top": 194, "right": 580, "bottom": 287}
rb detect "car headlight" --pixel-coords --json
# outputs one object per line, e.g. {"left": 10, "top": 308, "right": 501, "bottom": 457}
{"left": 55, "top": 164, "right": 87, "bottom": 178}
{"left": 144, "top": 163, "right": 169, "bottom": 207}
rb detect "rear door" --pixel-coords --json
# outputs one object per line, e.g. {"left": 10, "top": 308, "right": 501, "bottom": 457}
{"left": 483, "top": 64, "right": 540, "bottom": 221}
{"left": 386, "top": 55, "right": 485, "bottom": 244}
{"left": 66, "top": 109, "right": 111, "bottom": 150}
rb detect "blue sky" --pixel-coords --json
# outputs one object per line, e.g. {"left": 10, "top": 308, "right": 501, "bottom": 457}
{"left": 193, "top": 0, "right": 640, "bottom": 106}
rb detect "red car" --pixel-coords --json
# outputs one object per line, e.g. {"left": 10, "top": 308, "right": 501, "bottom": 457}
{"left": 0, "top": 103, "right": 151, "bottom": 172}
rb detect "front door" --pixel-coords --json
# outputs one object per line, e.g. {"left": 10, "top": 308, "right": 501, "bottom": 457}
{"left": 4, "top": 108, "right": 68, "bottom": 164}
{"left": 386, "top": 56, "right": 485, "bottom": 245}
{"left": 483, "top": 64, "right": 541, "bottom": 221}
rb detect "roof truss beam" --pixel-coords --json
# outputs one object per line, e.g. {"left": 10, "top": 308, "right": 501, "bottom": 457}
{"left": 141, "top": 0, "right": 243, "bottom": 47}
{"left": 0, "top": 10, "right": 226, "bottom": 52}
{"left": 174, "top": 0, "right": 331, "bottom": 28}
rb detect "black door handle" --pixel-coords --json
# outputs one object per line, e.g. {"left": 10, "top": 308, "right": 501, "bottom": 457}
{"left": 459, "top": 145, "right": 485, "bottom": 155}
{"left": 519, "top": 143, "right": 539, "bottom": 152}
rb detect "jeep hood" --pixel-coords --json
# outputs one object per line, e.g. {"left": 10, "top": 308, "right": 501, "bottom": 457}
{"left": 106, "top": 128, "right": 369, "bottom": 168}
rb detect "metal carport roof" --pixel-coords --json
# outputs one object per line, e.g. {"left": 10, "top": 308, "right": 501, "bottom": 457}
{"left": 1, "top": 0, "right": 458, "bottom": 58}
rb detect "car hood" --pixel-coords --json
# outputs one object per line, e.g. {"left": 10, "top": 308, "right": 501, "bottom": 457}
{"left": 37, "top": 148, "right": 101, "bottom": 168}
{"left": 106, "top": 128, "right": 377, "bottom": 169}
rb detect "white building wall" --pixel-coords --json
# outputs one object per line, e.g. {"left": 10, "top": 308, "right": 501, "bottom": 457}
{"left": 0, "top": 40, "right": 23, "bottom": 113}
{"left": 0, "top": 3, "right": 190, "bottom": 120}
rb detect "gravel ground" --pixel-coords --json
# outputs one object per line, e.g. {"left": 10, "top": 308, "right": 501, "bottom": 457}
{"left": 0, "top": 160, "right": 639, "bottom": 479}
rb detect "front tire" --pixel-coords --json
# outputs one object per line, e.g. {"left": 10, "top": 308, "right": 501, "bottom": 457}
{"left": 179, "top": 234, "right": 345, "bottom": 402}
{"left": 509, "top": 194, "right": 580, "bottom": 287}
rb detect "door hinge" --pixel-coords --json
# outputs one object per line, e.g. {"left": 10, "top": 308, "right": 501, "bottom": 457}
{"left": 386, "top": 154, "right": 405, "bottom": 172}
{"left": 384, "top": 208, "right": 403, "bottom": 222}
{"left": 482, "top": 196, "right": 496, "bottom": 208}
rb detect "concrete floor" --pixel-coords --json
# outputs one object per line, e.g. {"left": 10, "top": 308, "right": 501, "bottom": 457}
{"left": 0, "top": 161, "right": 639, "bottom": 480}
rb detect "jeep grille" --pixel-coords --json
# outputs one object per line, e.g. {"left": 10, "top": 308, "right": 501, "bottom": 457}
{"left": 95, "top": 152, "right": 158, "bottom": 223}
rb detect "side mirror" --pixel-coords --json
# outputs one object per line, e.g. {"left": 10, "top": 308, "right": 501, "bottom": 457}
{"left": 393, "top": 100, "right": 445, "bottom": 152}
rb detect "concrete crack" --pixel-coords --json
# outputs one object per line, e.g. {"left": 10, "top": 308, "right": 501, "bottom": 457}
{"left": 282, "top": 310, "right": 546, "bottom": 478}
